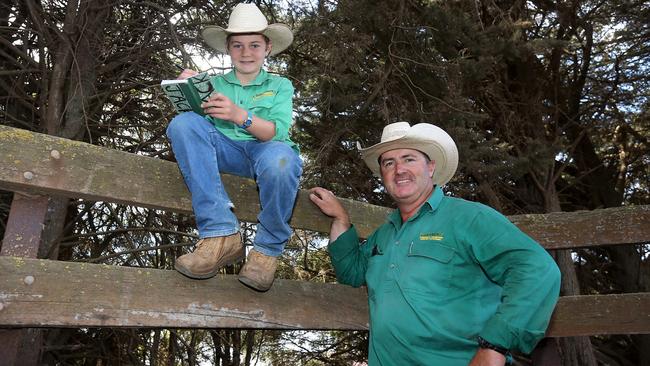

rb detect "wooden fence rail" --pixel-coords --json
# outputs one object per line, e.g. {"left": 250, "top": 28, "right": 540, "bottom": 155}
{"left": 1, "top": 257, "right": 649, "bottom": 337}
{"left": 0, "top": 125, "right": 648, "bottom": 246}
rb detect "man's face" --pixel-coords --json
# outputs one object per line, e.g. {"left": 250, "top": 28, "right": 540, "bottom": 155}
{"left": 379, "top": 148, "right": 435, "bottom": 206}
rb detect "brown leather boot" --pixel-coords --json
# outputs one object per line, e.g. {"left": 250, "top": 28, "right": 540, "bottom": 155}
{"left": 174, "top": 233, "right": 244, "bottom": 279}
{"left": 238, "top": 249, "right": 278, "bottom": 292}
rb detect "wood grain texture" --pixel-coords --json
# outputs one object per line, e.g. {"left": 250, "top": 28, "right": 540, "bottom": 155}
{"left": 547, "top": 293, "right": 650, "bottom": 336}
{"left": 0, "top": 257, "right": 368, "bottom": 330}
{"left": 0, "top": 125, "right": 386, "bottom": 238}
{"left": 1, "top": 257, "right": 648, "bottom": 336}
{"left": 1, "top": 126, "right": 649, "bottom": 247}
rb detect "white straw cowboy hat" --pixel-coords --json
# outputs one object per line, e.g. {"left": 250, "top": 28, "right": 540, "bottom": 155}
{"left": 201, "top": 3, "right": 293, "bottom": 56}
{"left": 358, "top": 122, "right": 459, "bottom": 186}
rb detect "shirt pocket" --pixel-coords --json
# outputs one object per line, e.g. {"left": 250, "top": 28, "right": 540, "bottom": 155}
{"left": 249, "top": 92, "right": 276, "bottom": 111}
{"left": 401, "top": 240, "right": 456, "bottom": 296}
{"left": 408, "top": 241, "right": 455, "bottom": 263}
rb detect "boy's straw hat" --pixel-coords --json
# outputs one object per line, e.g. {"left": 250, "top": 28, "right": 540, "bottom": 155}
{"left": 202, "top": 3, "right": 293, "bottom": 56}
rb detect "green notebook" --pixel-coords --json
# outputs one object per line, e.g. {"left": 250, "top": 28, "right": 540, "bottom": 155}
{"left": 161, "top": 72, "right": 214, "bottom": 115}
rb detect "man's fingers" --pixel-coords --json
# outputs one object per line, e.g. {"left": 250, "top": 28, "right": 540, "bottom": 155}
{"left": 309, "top": 191, "right": 324, "bottom": 201}
{"left": 310, "top": 187, "right": 333, "bottom": 200}
{"left": 309, "top": 187, "right": 331, "bottom": 202}
{"left": 308, "top": 192, "right": 320, "bottom": 203}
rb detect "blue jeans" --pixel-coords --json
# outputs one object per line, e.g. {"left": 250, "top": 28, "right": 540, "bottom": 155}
{"left": 166, "top": 112, "right": 302, "bottom": 257}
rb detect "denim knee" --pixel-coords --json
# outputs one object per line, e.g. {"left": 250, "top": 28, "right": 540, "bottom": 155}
{"left": 257, "top": 148, "right": 302, "bottom": 183}
{"left": 166, "top": 112, "right": 206, "bottom": 139}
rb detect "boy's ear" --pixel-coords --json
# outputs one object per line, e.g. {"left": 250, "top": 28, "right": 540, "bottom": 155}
{"left": 266, "top": 40, "right": 273, "bottom": 56}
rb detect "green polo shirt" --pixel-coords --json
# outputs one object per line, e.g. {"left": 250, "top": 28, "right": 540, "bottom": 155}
{"left": 328, "top": 186, "right": 560, "bottom": 365}
{"left": 207, "top": 69, "right": 298, "bottom": 153}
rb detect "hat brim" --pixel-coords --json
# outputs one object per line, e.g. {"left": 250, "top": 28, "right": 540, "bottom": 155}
{"left": 201, "top": 24, "right": 293, "bottom": 56}
{"left": 359, "top": 124, "right": 459, "bottom": 187}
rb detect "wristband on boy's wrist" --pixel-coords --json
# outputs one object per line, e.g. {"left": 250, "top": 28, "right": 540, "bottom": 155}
{"left": 477, "top": 336, "right": 513, "bottom": 364}
{"left": 240, "top": 110, "right": 253, "bottom": 129}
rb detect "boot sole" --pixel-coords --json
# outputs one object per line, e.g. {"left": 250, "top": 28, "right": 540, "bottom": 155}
{"left": 238, "top": 275, "right": 273, "bottom": 292}
{"left": 175, "top": 249, "right": 245, "bottom": 280}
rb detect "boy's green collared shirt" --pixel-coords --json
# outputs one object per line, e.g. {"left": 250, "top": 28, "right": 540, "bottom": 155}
{"left": 207, "top": 69, "right": 298, "bottom": 153}
{"left": 328, "top": 186, "right": 561, "bottom": 365}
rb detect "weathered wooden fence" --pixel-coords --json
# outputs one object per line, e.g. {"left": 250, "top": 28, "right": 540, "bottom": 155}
{"left": 0, "top": 125, "right": 649, "bottom": 362}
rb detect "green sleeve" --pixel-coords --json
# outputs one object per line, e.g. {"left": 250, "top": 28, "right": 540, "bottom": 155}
{"left": 268, "top": 78, "right": 294, "bottom": 142}
{"left": 327, "top": 225, "right": 371, "bottom": 287}
{"left": 468, "top": 208, "right": 561, "bottom": 354}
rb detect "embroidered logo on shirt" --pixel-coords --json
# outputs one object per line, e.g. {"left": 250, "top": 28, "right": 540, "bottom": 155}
{"left": 252, "top": 91, "right": 275, "bottom": 101}
{"left": 419, "top": 232, "right": 444, "bottom": 241}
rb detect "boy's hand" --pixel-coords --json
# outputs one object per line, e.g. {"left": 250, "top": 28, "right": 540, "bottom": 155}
{"left": 177, "top": 69, "right": 199, "bottom": 80}
{"left": 201, "top": 93, "right": 246, "bottom": 124}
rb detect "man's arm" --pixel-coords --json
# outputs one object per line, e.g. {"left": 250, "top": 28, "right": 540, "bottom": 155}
{"left": 309, "top": 187, "right": 370, "bottom": 287}
{"left": 468, "top": 207, "right": 561, "bottom": 355}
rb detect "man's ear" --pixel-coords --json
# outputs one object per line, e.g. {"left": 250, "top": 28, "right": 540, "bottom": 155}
{"left": 428, "top": 160, "right": 436, "bottom": 178}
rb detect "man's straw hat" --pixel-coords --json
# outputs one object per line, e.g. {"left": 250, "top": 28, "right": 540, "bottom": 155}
{"left": 358, "top": 122, "right": 459, "bottom": 186}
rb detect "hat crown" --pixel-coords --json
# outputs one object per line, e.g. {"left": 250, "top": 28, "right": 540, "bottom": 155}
{"left": 380, "top": 122, "right": 411, "bottom": 142}
{"left": 227, "top": 3, "right": 269, "bottom": 32}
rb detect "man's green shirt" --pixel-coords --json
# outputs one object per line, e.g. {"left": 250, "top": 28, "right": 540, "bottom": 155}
{"left": 207, "top": 69, "right": 298, "bottom": 153}
{"left": 328, "top": 186, "right": 560, "bottom": 365}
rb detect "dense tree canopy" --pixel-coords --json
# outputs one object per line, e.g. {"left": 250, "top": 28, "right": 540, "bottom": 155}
{"left": 1, "top": 0, "right": 648, "bottom": 365}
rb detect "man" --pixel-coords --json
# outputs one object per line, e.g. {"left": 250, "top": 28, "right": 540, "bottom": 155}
{"left": 309, "top": 122, "right": 561, "bottom": 365}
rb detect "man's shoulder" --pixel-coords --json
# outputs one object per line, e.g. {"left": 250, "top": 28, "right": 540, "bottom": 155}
{"left": 441, "top": 194, "right": 486, "bottom": 209}
{"left": 440, "top": 194, "right": 503, "bottom": 218}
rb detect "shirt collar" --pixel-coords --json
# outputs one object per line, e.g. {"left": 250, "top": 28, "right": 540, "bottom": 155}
{"left": 223, "top": 69, "right": 269, "bottom": 86}
{"left": 387, "top": 185, "right": 443, "bottom": 228}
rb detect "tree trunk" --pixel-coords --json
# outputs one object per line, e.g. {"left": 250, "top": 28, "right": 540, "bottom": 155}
{"left": 244, "top": 330, "right": 255, "bottom": 366}
{"left": 34, "top": 1, "right": 109, "bottom": 362}
{"left": 167, "top": 331, "right": 177, "bottom": 366}
{"left": 232, "top": 330, "right": 241, "bottom": 366}
{"left": 544, "top": 182, "right": 598, "bottom": 366}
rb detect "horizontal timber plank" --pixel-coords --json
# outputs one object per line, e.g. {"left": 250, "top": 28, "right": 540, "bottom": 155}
{"left": 0, "top": 257, "right": 369, "bottom": 330}
{"left": 0, "top": 126, "right": 648, "bottom": 247}
{"left": 0, "top": 125, "right": 387, "bottom": 238}
{"left": 1, "top": 257, "right": 649, "bottom": 336}
{"left": 509, "top": 207, "right": 650, "bottom": 250}
{"left": 547, "top": 293, "right": 650, "bottom": 337}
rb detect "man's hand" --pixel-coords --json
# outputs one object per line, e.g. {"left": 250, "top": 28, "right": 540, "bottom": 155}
{"left": 468, "top": 348, "right": 507, "bottom": 366}
{"left": 201, "top": 93, "right": 246, "bottom": 124}
{"left": 309, "top": 187, "right": 347, "bottom": 219}
{"left": 309, "top": 187, "right": 351, "bottom": 241}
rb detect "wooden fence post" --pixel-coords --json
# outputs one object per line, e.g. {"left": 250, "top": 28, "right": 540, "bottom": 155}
{"left": 0, "top": 193, "right": 49, "bottom": 365}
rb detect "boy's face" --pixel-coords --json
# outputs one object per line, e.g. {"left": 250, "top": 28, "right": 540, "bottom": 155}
{"left": 227, "top": 34, "right": 271, "bottom": 78}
